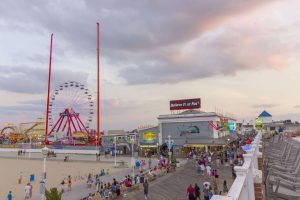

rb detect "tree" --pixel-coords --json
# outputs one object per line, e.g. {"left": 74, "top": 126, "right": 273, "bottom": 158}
{"left": 45, "top": 188, "right": 63, "bottom": 200}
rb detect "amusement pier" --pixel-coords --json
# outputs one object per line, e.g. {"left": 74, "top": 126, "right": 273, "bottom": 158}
{"left": 1, "top": 1, "right": 299, "bottom": 200}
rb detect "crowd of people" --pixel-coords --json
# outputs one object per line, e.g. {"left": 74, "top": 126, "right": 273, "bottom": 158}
{"left": 79, "top": 156, "right": 175, "bottom": 199}
{"left": 185, "top": 132, "right": 257, "bottom": 200}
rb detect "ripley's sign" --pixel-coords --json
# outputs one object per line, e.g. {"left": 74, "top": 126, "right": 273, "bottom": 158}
{"left": 170, "top": 98, "right": 201, "bottom": 110}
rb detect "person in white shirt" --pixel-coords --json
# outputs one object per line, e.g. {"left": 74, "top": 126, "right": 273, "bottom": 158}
{"left": 24, "top": 183, "right": 31, "bottom": 199}
{"left": 200, "top": 164, "right": 206, "bottom": 175}
{"left": 206, "top": 165, "right": 211, "bottom": 176}
{"left": 136, "top": 175, "right": 140, "bottom": 184}
{"left": 208, "top": 156, "right": 212, "bottom": 163}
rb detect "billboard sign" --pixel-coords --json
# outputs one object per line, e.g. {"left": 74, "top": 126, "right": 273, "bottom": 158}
{"left": 143, "top": 132, "right": 158, "bottom": 144}
{"left": 228, "top": 121, "right": 236, "bottom": 132}
{"left": 170, "top": 98, "right": 201, "bottom": 110}
{"left": 255, "top": 118, "right": 263, "bottom": 130}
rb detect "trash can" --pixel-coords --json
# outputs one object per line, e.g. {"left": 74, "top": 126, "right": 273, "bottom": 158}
{"left": 30, "top": 174, "right": 35, "bottom": 182}
{"left": 140, "top": 175, "right": 145, "bottom": 183}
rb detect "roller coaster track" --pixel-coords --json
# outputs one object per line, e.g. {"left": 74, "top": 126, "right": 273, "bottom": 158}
{"left": 22, "top": 122, "right": 44, "bottom": 134}
{"left": 0, "top": 126, "right": 18, "bottom": 134}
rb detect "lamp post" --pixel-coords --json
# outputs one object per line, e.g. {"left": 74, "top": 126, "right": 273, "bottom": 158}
{"left": 114, "top": 136, "right": 117, "bottom": 167}
{"left": 95, "top": 135, "right": 98, "bottom": 151}
{"left": 29, "top": 136, "right": 32, "bottom": 158}
{"left": 157, "top": 142, "right": 160, "bottom": 159}
{"left": 131, "top": 137, "right": 135, "bottom": 179}
{"left": 41, "top": 146, "right": 49, "bottom": 200}
{"left": 166, "top": 135, "right": 174, "bottom": 164}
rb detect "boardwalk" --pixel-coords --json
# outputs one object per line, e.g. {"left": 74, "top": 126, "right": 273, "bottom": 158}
{"left": 127, "top": 161, "right": 234, "bottom": 200}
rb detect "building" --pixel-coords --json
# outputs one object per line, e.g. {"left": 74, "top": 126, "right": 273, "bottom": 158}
{"left": 258, "top": 110, "right": 272, "bottom": 123}
{"left": 157, "top": 110, "right": 238, "bottom": 157}
{"left": 101, "top": 130, "right": 136, "bottom": 154}
{"left": 263, "top": 120, "right": 300, "bottom": 132}
{"left": 137, "top": 126, "right": 159, "bottom": 157}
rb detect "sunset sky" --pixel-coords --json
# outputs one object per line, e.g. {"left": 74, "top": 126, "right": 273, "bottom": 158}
{"left": 1, "top": 0, "right": 300, "bottom": 130}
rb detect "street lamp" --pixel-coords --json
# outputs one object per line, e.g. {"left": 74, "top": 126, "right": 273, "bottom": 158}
{"left": 95, "top": 135, "right": 98, "bottom": 150}
{"left": 29, "top": 136, "right": 32, "bottom": 158}
{"left": 114, "top": 136, "right": 117, "bottom": 167}
{"left": 166, "top": 135, "right": 174, "bottom": 164}
{"left": 131, "top": 137, "right": 135, "bottom": 179}
{"left": 41, "top": 146, "right": 49, "bottom": 200}
{"left": 157, "top": 142, "right": 160, "bottom": 159}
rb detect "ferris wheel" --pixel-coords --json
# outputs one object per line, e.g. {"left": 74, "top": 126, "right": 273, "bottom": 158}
{"left": 48, "top": 81, "right": 94, "bottom": 132}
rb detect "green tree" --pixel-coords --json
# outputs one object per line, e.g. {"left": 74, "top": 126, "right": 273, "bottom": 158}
{"left": 45, "top": 188, "right": 63, "bottom": 200}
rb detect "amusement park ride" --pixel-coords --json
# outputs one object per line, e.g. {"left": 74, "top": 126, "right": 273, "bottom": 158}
{"left": 0, "top": 119, "right": 45, "bottom": 143}
{"left": 45, "top": 81, "right": 96, "bottom": 145}
{"left": 0, "top": 23, "right": 102, "bottom": 146}
{"left": 42, "top": 23, "right": 101, "bottom": 146}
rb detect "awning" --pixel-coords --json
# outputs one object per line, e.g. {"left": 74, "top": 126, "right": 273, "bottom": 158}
{"left": 139, "top": 145, "right": 158, "bottom": 148}
{"left": 183, "top": 144, "right": 222, "bottom": 147}
{"left": 183, "top": 138, "right": 226, "bottom": 146}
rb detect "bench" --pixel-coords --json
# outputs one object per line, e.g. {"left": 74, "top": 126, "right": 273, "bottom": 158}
{"left": 115, "top": 160, "right": 128, "bottom": 168}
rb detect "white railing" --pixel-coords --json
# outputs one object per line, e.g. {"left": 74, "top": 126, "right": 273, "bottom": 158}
{"left": 212, "top": 131, "right": 262, "bottom": 200}
{"left": 0, "top": 148, "right": 98, "bottom": 154}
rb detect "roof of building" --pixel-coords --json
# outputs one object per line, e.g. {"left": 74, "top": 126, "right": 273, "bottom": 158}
{"left": 104, "top": 130, "right": 126, "bottom": 136}
{"left": 178, "top": 110, "right": 206, "bottom": 115}
{"left": 258, "top": 110, "right": 272, "bottom": 118}
{"left": 158, "top": 109, "right": 218, "bottom": 119}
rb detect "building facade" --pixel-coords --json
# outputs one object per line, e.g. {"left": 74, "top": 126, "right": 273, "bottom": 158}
{"left": 158, "top": 110, "right": 236, "bottom": 157}
{"left": 101, "top": 130, "right": 137, "bottom": 154}
{"left": 137, "top": 126, "right": 159, "bottom": 157}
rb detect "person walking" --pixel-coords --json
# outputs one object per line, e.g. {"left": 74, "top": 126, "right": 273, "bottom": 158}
{"left": 213, "top": 179, "right": 218, "bottom": 195}
{"left": 87, "top": 173, "right": 93, "bottom": 189}
{"left": 29, "top": 183, "right": 33, "bottom": 198}
{"left": 208, "top": 186, "right": 213, "bottom": 199}
{"left": 223, "top": 180, "right": 228, "bottom": 193}
{"left": 186, "top": 184, "right": 195, "bottom": 200}
{"left": 143, "top": 179, "right": 149, "bottom": 199}
{"left": 68, "top": 175, "right": 72, "bottom": 191}
{"left": 60, "top": 179, "right": 65, "bottom": 193}
{"left": 194, "top": 183, "right": 201, "bottom": 200}
{"left": 203, "top": 183, "right": 209, "bottom": 200}
{"left": 7, "top": 191, "right": 13, "bottom": 200}
{"left": 231, "top": 166, "right": 236, "bottom": 179}
{"left": 206, "top": 165, "right": 211, "bottom": 176}
{"left": 148, "top": 158, "right": 152, "bottom": 169}
{"left": 24, "top": 183, "right": 31, "bottom": 199}
{"left": 95, "top": 174, "right": 100, "bottom": 192}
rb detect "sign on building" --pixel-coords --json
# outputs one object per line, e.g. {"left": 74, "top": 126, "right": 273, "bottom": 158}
{"left": 170, "top": 98, "right": 201, "bottom": 110}
{"left": 143, "top": 132, "right": 157, "bottom": 143}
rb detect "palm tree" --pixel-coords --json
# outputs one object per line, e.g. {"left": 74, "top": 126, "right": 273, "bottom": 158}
{"left": 45, "top": 188, "right": 63, "bottom": 200}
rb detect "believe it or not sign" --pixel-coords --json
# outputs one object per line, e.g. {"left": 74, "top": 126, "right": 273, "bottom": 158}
{"left": 170, "top": 98, "right": 201, "bottom": 110}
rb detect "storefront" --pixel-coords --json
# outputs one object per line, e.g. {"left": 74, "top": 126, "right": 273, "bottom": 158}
{"left": 101, "top": 133, "right": 136, "bottom": 155}
{"left": 139, "top": 144, "right": 159, "bottom": 157}
{"left": 158, "top": 109, "right": 237, "bottom": 157}
{"left": 137, "top": 126, "right": 159, "bottom": 157}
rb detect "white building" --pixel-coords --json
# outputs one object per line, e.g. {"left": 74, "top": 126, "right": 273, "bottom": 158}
{"left": 157, "top": 110, "right": 237, "bottom": 157}
{"left": 258, "top": 110, "right": 272, "bottom": 124}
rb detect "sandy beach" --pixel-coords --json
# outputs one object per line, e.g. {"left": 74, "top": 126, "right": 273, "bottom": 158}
{"left": 0, "top": 156, "right": 122, "bottom": 200}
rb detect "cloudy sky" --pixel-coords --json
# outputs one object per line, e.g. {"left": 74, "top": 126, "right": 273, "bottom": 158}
{"left": 1, "top": 0, "right": 300, "bottom": 130}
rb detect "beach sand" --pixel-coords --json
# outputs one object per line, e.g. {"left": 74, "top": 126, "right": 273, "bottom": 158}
{"left": 0, "top": 157, "right": 121, "bottom": 200}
